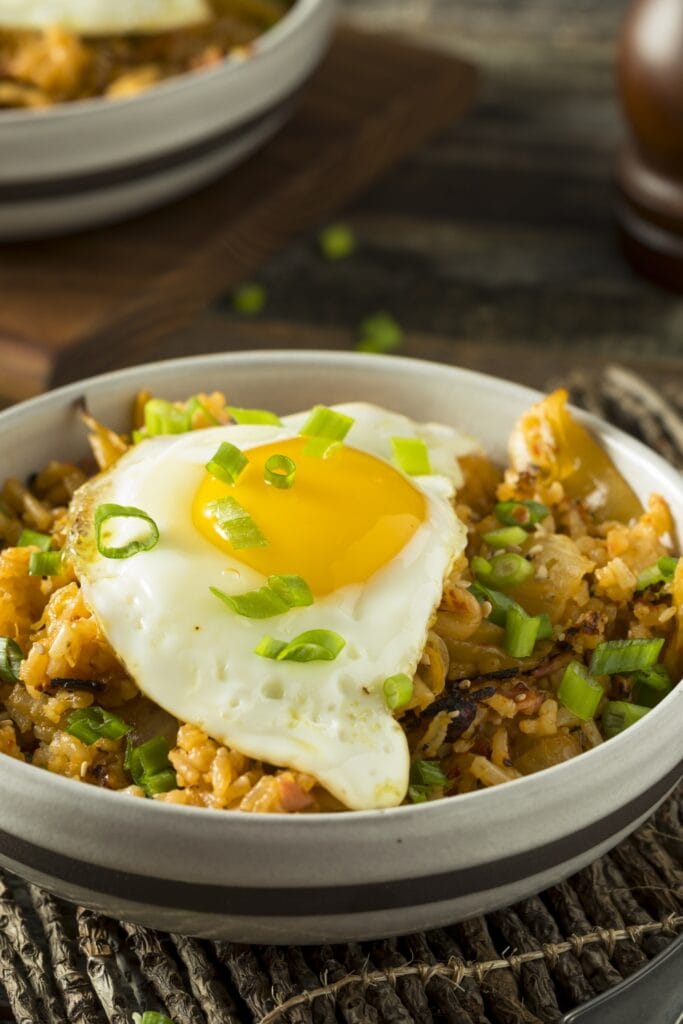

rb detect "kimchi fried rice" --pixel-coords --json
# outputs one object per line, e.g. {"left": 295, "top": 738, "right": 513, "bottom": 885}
{"left": 0, "top": 387, "right": 681, "bottom": 813}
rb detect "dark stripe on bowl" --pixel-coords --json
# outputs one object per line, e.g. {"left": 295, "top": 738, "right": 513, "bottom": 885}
{"left": 0, "top": 94, "right": 295, "bottom": 202}
{"left": 0, "top": 760, "right": 680, "bottom": 918}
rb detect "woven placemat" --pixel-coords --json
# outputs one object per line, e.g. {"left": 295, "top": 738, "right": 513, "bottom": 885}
{"left": 1, "top": 364, "right": 682, "bottom": 1024}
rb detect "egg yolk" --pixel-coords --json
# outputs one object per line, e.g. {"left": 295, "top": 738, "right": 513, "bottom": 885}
{"left": 192, "top": 437, "right": 427, "bottom": 595}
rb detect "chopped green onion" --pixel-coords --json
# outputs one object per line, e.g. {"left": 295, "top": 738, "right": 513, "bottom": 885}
{"left": 469, "top": 581, "right": 517, "bottom": 627}
{"left": 589, "top": 637, "right": 664, "bottom": 676}
{"left": 505, "top": 605, "right": 541, "bottom": 658}
{"left": 558, "top": 661, "right": 604, "bottom": 720}
{"left": 602, "top": 700, "right": 650, "bottom": 738}
{"left": 411, "top": 759, "right": 448, "bottom": 787}
{"left": 28, "top": 551, "right": 63, "bottom": 576}
{"left": 226, "top": 406, "right": 282, "bottom": 426}
{"left": 303, "top": 437, "right": 342, "bottom": 459}
{"left": 185, "top": 396, "right": 218, "bottom": 426}
{"left": 143, "top": 398, "right": 190, "bottom": 436}
{"left": 482, "top": 525, "right": 528, "bottom": 548}
{"left": 94, "top": 504, "right": 160, "bottom": 560}
{"left": 264, "top": 454, "right": 296, "bottom": 489}
{"left": 471, "top": 557, "right": 493, "bottom": 583}
{"left": 208, "top": 497, "right": 267, "bottom": 550}
{"left": 232, "top": 282, "right": 266, "bottom": 315}
{"left": 66, "top": 707, "right": 130, "bottom": 745}
{"left": 210, "top": 574, "right": 313, "bottom": 619}
{"left": 0, "top": 637, "right": 23, "bottom": 683}
{"left": 390, "top": 437, "right": 432, "bottom": 476}
{"left": 133, "top": 1014, "right": 176, "bottom": 1024}
{"left": 631, "top": 664, "right": 673, "bottom": 707}
{"left": 18, "top": 529, "right": 52, "bottom": 551}
{"left": 635, "top": 555, "right": 679, "bottom": 590}
{"left": 356, "top": 312, "right": 403, "bottom": 354}
{"left": 494, "top": 500, "right": 550, "bottom": 530}
{"left": 300, "top": 406, "right": 354, "bottom": 442}
{"left": 383, "top": 673, "right": 413, "bottom": 711}
{"left": 486, "top": 553, "right": 534, "bottom": 589}
{"left": 255, "top": 629, "right": 346, "bottom": 663}
{"left": 408, "top": 785, "right": 428, "bottom": 804}
{"left": 125, "top": 736, "right": 176, "bottom": 797}
{"left": 319, "top": 223, "right": 356, "bottom": 260}
{"left": 537, "top": 613, "right": 553, "bottom": 640}
{"left": 205, "top": 442, "right": 249, "bottom": 485}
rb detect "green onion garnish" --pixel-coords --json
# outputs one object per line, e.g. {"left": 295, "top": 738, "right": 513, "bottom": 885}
{"left": 28, "top": 551, "right": 63, "bottom": 576}
{"left": 264, "top": 454, "right": 296, "bottom": 489}
{"left": 232, "top": 282, "right": 266, "bottom": 315}
{"left": 66, "top": 707, "right": 130, "bottom": 745}
{"left": 494, "top": 500, "right": 550, "bottom": 530}
{"left": 208, "top": 497, "right": 267, "bottom": 550}
{"left": 635, "top": 556, "right": 679, "bottom": 591}
{"left": 631, "top": 664, "right": 673, "bottom": 707}
{"left": 486, "top": 552, "right": 534, "bottom": 589}
{"left": 301, "top": 406, "right": 354, "bottom": 442}
{"left": 303, "top": 437, "right": 342, "bottom": 459}
{"left": 125, "top": 736, "right": 176, "bottom": 797}
{"left": 482, "top": 525, "right": 528, "bottom": 548}
{"left": 412, "top": 759, "right": 448, "bottom": 787}
{"left": 0, "top": 637, "right": 23, "bottom": 683}
{"left": 94, "top": 504, "right": 160, "bottom": 560}
{"left": 504, "top": 605, "right": 541, "bottom": 658}
{"left": 185, "top": 396, "right": 219, "bottom": 426}
{"left": 601, "top": 700, "right": 650, "bottom": 738}
{"left": 18, "top": 529, "right": 52, "bottom": 551}
{"left": 144, "top": 398, "right": 191, "bottom": 436}
{"left": 383, "top": 673, "right": 413, "bottom": 711}
{"left": 469, "top": 581, "right": 517, "bottom": 627}
{"left": 226, "top": 406, "right": 282, "bottom": 426}
{"left": 408, "top": 785, "right": 428, "bottom": 803}
{"left": 356, "top": 311, "right": 403, "bottom": 354}
{"left": 319, "top": 223, "right": 356, "bottom": 261}
{"left": 558, "top": 661, "right": 604, "bottom": 720}
{"left": 255, "top": 629, "right": 345, "bottom": 663}
{"left": 537, "top": 613, "right": 553, "bottom": 640}
{"left": 210, "top": 574, "right": 313, "bottom": 619}
{"left": 589, "top": 637, "right": 664, "bottom": 676}
{"left": 390, "top": 437, "right": 432, "bottom": 476}
{"left": 205, "top": 442, "right": 249, "bottom": 485}
{"left": 133, "top": 1014, "right": 175, "bottom": 1024}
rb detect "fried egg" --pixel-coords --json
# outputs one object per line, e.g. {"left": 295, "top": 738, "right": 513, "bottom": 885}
{"left": 68, "top": 403, "right": 475, "bottom": 810}
{"left": 0, "top": 0, "right": 210, "bottom": 34}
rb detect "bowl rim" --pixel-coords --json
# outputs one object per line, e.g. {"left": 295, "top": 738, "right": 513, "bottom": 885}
{"left": 0, "top": 0, "right": 327, "bottom": 128}
{"left": 1, "top": 348, "right": 681, "bottom": 831}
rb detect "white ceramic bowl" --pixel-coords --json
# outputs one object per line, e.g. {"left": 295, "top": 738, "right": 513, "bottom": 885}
{"left": 0, "top": 351, "right": 681, "bottom": 944}
{"left": 0, "top": 0, "right": 334, "bottom": 239}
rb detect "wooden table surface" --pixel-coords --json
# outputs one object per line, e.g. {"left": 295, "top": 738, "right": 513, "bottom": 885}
{"left": 152, "top": 0, "right": 683, "bottom": 395}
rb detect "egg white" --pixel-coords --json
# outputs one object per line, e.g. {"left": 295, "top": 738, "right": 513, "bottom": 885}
{"left": 68, "top": 404, "right": 473, "bottom": 810}
{"left": 0, "top": 0, "right": 210, "bottom": 34}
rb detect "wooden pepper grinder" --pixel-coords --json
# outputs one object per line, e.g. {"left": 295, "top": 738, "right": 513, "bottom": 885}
{"left": 617, "top": 0, "right": 683, "bottom": 290}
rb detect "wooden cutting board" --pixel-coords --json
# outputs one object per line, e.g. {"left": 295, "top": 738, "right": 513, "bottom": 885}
{"left": 0, "top": 26, "right": 477, "bottom": 403}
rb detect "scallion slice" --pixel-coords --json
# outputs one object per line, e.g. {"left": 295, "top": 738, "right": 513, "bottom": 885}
{"left": 208, "top": 497, "right": 267, "bottom": 550}
{"left": 94, "top": 504, "right": 160, "bottom": 560}
{"left": 558, "top": 661, "right": 604, "bottom": 720}
{"left": 408, "top": 785, "right": 429, "bottom": 803}
{"left": 486, "top": 552, "right": 534, "bottom": 589}
{"left": 319, "top": 223, "right": 356, "bottom": 261}
{"left": 205, "top": 442, "right": 249, "bottom": 485}
{"left": 356, "top": 312, "right": 403, "bottom": 354}
{"left": 301, "top": 405, "right": 354, "bottom": 442}
{"left": 537, "top": 613, "right": 553, "bottom": 640}
{"left": 210, "top": 574, "right": 313, "bottom": 619}
{"left": 471, "top": 556, "right": 493, "bottom": 581}
{"left": 482, "top": 525, "right": 528, "bottom": 548}
{"left": 0, "top": 637, "right": 23, "bottom": 683}
{"left": 589, "top": 637, "right": 664, "bottom": 676}
{"left": 17, "top": 529, "right": 52, "bottom": 551}
{"left": 264, "top": 454, "right": 296, "bottom": 489}
{"left": 411, "top": 759, "right": 448, "bottom": 787}
{"left": 66, "top": 707, "right": 130, "bottom": 745}
{"left": 631, "top": 664, "right": 673, "bottom": 707}
{"left": 226, "top": 406, "right": 282, "bottom": 426}
{"left": 390, "top": 437, "right": 432, "bottom": 476}
{"left": 383, "top": 673, "right": 413, "bottom": 711}
{"left": 494, "top": 500, "right": 549, "bottom": 529}
{"left": 133, "top": 1013, "right": 175, "bottom": 1024}
{"left": 469, "top": 581, "right": 517, "bottom": 627}
{"left": 125, "top": 736, "right": 176, "bottom": 797}
{"left": 602, "top": 700, "right": 650, "bottom": 738}
{"left": 635, "top": 555, "right": 679, "bottom": 591}
{"left": 303, "top": 437, "right": 342, "bottom": 459}
{"left": 28, "top": 550, "right": 63, "bottom": 576}
{"left": 255, "top": 629, "right": 345, "bottom": 663}
{"left": 143, "top": 398, "right": 191, "bottom": 436}
{"left": 185, "top": 396, "right": 219, "bottom": 426}
{"left": 505, "top": 605, "right": 541, "bottom": 658}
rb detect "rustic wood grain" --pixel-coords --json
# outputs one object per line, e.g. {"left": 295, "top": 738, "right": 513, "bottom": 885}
{"left": 0, "top": 26, "right": 477, "bottom": 402}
